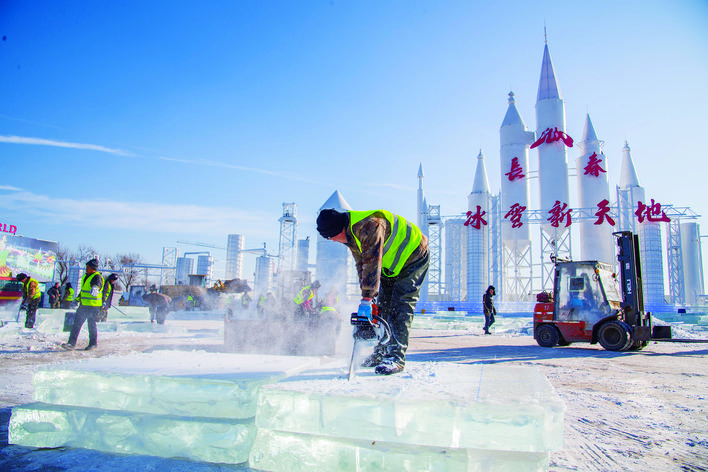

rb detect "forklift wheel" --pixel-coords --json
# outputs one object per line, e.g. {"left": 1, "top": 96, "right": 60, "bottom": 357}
{"left": 598, "top": 321, "right": 632, "bottom": 351}
{"left": 535, "top": 324, "right": 560, "bottom": 348}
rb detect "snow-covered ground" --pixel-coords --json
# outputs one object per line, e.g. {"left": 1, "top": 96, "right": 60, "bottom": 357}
{"left": 1, "top": 309, "right": 707, "bottom": 471}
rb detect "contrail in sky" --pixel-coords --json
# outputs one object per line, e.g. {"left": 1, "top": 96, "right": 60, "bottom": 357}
{"left": 0, "top": 135, "right": 134, "bottom": 156}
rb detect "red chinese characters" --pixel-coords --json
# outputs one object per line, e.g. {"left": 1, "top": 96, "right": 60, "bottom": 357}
{"left": 530, "top": 127, "right": 574, "bottom": 149}
{"left": 635, "top": 199, "right": 671, "bottom": 223}
{"left": 594, "top": 199, "right": 615, "bottom": 226}
{"left": 548, "top": 201, "right": 572, "bottom": 228}
{"left": 505, "top": 157, "right": 525, "bottom": 182}
{"left": 583, "top": 152, "right": 607, "bottom": 177}
{"left": 464, "top": 205, "right": 487, "bottom": 229}
{"left": 504, "top": 203, "right": 526, "bottom": 228}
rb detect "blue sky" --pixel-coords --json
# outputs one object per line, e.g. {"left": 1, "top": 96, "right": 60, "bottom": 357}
{"left": 1, "top": 0, "right": 707, "bottom": 282}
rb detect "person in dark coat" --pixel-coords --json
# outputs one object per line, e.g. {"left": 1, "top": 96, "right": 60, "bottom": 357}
{"left": 98, "top": 274, "right": 118, "bottom": 322}
{"left": 483, "top": 285, "right": 496, "bottom": 335}
{"left": 47, "top": 282, "right": 61, "bottom": 309}
{"left": 143, "top": 288, "right": 172, "bottom": 324}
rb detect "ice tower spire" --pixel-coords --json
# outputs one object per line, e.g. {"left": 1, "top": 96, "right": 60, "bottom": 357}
{"left": 471, "top": 150, "right": 490, "bottom": 194}
{"left": 576, "top": 114, "right": 614, "bottom": 263}
{"left": 467, "top": 149, "right": 491, "bottom": 307}
{"left": 620, "top": 141, "right": 641, "bottom": 189}
{"left": 500, "top": 91, "right": 535, "bottom": 300}
{"left": 536, "top": 40, "right": 562, "bottom": 102}
{"left": 534, "top": 33, "right": 571, "bottom": 289}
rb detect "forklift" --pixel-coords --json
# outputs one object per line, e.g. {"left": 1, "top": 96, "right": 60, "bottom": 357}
{"left": 533, "top": 231, "right": 703, "bottom": 351}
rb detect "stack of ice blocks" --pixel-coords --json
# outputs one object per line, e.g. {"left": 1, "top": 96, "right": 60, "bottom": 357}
{"left": 9, "top": 351, "right": 321, "bottom": 465}
{"left": 250, "top": 363, "right": 565, "bottom": 471}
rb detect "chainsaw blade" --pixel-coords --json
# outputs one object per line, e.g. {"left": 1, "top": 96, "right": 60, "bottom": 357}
{"left": 347, "top": 338, "right": 362, "bottom": 381}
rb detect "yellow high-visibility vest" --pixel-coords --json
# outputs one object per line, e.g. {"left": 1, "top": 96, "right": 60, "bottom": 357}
{"left": 349, "top": 210, "right": 423, "bottom": 277}
{"left": 80, "top": 272, "right": 104, "bottom": 307}
{"left": 294, "top": 286, "right": 314, "bottom": 305}
{"left": 23, "top": 278, "right": 41, "bottom": 300}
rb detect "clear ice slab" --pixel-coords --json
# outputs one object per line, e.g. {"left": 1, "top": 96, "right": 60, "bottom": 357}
{"left": 250, "top": 428, "right": 550, "bottom": 472}
{"left": 10, "top": 351, "right": 325, "bottom": 464}
{"left": 32, "top": 351, "right": 322, "bottom": 419}
{"left": 9, "top": 402, "right": 256, "bottom": 464}
{"left": 255, "top": 363, "right": 565, "bottom": 453}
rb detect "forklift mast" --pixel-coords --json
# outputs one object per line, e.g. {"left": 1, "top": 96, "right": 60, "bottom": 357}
{"left": 614, "top": 231, "right": 645, "bottom": 326}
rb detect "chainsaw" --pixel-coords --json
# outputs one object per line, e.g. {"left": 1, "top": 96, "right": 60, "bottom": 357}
{"left": 347, "top": 303, "right": 392, "bottom": 381}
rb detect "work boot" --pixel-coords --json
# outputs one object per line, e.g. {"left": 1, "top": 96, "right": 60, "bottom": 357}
{"left": 60, "top": 343, "right": 75, "bottom": 351}
{"left": 375, "top": 358, "right": 404, "bottom": 376}
{"left": 361, "top": 348, "right": 384, "bottom": 368}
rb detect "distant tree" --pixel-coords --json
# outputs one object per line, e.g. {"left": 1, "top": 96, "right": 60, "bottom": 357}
{"left": 117, "top": 253, "right": 144, "bottom": 289}
{"left": 76, "top": 244, "right": 99, "bottom": 265}
{"left": 55, "top": 244, "right": 79, "bottom": 284}
{"left": 100, "top": 254, "right": 122, "bottom": 291}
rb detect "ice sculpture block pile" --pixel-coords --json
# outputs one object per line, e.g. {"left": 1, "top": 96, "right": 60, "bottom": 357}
{"left": 250, "top": 363, "right": 565, "bottom": 471}
{"left": 9, "top": 351, "right": 321, "bottom": 464}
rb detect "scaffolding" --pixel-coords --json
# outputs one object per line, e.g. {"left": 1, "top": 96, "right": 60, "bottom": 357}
{"left": 666, "top": 219, "right": 684, "bottom": 305}
{"left": 444, "top": 218, "right": 465, "bottom": 301}
{"left": 426, "top": 205, "right": 443, "bottom": 300}
{"left": 160, "top": 247, "right": 177, "bottom": 286}
{"left": 278, "top": 203, "right": 297, "bottom": 274}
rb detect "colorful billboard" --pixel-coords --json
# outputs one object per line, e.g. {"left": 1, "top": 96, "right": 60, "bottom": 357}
{"left": 0, "top": 234, "right": 58, "bottom": 282}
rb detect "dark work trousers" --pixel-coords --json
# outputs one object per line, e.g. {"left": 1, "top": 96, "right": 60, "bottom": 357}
{"left": 375, "top": 251, "right": 430, "bottom": 366}
{"left": 24, "top": 300, "right": 39, "bottom": 328}
{"left": 484, "top": 309, "right": 496, "bottom": 332}
{"left": 67, "top": 305, "right": 100, "bottom": 347}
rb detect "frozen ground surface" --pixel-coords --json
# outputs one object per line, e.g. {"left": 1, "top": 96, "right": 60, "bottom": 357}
{"left": 0, "top": 313, "right": 707, "bottom": 471}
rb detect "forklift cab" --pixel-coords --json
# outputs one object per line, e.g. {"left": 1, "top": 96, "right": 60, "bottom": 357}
{"left": 554, "top": 261, "right": 622, "bottom": 326}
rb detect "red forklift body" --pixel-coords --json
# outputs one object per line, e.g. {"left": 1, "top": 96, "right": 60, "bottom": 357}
{"left": 533, "top": 231, "right": 668, "bottom": 351}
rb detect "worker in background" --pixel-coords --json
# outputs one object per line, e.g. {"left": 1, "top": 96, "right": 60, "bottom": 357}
{"left": 61, "top": 259, "right": 103, "bottom": 351}
{"left": 241, "top": 291, "right": 252, "bottom": 311}
{"left": 483, "top": 285, "right": 496, "bottom": 335}
{"left": 294, "top": 280, "right": 320, "bottom": 316}
{"left": 98, "top": 273, "right": 118, "bottom": 322}
{"left": 257, "top": 293, "right": 267, "bottom": 316}
{"left": 143, "top": 286, "right": 172, "bottom": 324}
{"left": 319, "top": 286, "right": 342, "bottom": 347}
{"left": 316, "top": 208, "right": 429, "bottom": 376}
{"left": 16, "top": 273, "right": 41, "bottom": 328}
{"left": 47, "top": 282, "right": 61, "bottom": 309}
{"left": 321, "top": 286, "right": 340, "bottom": 316}
{"left": 61, "top": 282, "right": 74, "bottom": 309}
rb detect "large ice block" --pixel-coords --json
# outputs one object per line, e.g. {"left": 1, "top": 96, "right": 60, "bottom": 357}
{"left": 9, "top": 402, "right": 256, "bottom": 464}
{"left": 33, "top": 351, "right": 322, "bottom": 419}
{"left": 256, "top": 363, "right": 564, "bottom": 452}
{"left": 250, "top": 428, "right": 550, "bottom": 472}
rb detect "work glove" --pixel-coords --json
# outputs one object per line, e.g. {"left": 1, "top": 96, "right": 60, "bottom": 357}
{"left": 90, "top": 286, "right": 100, "bottom": 297}
{"left": 357, "top": 299, "right": 373, "bottom": 322}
